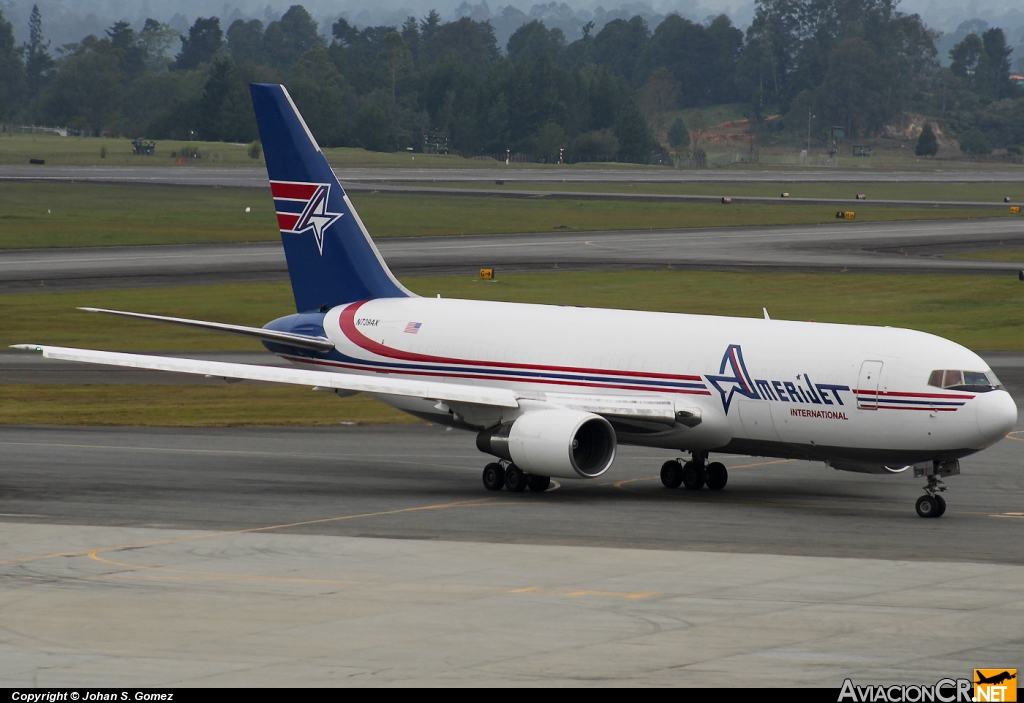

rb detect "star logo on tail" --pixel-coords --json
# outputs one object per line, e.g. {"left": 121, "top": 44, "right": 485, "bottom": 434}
{"left": 293, "top": 184, "right": 342, "bottom": 255}
{"left": 707, "top": 344, "right": 761, "bottom": 414}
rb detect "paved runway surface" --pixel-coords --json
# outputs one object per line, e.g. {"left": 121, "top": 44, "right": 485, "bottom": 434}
{"left": 1, "top": 417, "right": 1022, "bottom": 685}
{"left": 4, "top": 218, "right": 1024, "bottom": 292}
{"left": 2, "top": 420, "right": 1023, "bottom": 560}
{"left": 3, "top": 164, "right": 1024, "bottom": 186}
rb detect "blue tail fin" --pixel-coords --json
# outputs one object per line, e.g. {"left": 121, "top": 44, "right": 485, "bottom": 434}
{"left": 250, "top": 83, "right": 412, "bottom": 312}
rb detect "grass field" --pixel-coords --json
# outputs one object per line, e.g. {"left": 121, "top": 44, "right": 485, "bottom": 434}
{"left": 5, "top": 270, "right": 1024, "bottom": 352}
{"left": 0, "top": 385, "right": 415, "bottom": 426}
{"left": 0, "top": 182, "right": 1015, "bottom": 249}
{"left": 0, "top": 133, "right": 618, "bottom": 169}
{"left": 4, "top": 132, "right": 1022, "bottom": 172}
{"left": 6, "top": 270, "right": 1022, "bottom": 426}
{"left": 422, "top": 180, "right": 1024, "bottom": 204}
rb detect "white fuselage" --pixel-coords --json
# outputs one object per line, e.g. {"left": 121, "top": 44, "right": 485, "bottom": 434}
{"left": 283, "top": 297, "right": 1016, "bottom": 465}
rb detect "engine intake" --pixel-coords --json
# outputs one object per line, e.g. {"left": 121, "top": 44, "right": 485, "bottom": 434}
{"left": 476, "top": 409, "right": 617, "bottom": 479}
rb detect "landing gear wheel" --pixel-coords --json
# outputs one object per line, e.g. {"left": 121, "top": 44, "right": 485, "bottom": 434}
{"left": 681, "top": 461, "right": 706, "bottom": 490}
{"left": 661, "top": 460, "right": 683, "bottom": 489}
{"left": 482, "top": 463, "right": 505, "bottom": 491}
{"left": 933, "top": 495, "right": 946, "bottom": 517}
{"left": 505, "top": 465, "right": 527, "bottom": 493}
{"left": 705, "top": 462, "right": 728, "bottom": 490}
{"left": 915, "top": 494, "right": 939, "bottom": 518}
{"left": 527, "top": 475, "right": 551, "bottom": 492}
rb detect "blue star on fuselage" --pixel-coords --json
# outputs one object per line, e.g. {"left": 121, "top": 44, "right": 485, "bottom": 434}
{"left": 706, "top": 344, "right": 760, "bottom": 414}
{"left": 295, "top": 184, "right": 342, "bottom": 255}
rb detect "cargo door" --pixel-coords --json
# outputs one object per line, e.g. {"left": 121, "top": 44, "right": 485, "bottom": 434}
{"left": 857, "top": 361, "right": 883, "bottom": 410}
{"left": 738, "top": 400, "right": 781, "bottom": 441}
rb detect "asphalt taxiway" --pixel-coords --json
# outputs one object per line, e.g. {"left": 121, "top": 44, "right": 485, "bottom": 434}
{"left": 4, "top": 218, "right": 1024, "bottom": 292}
{"left": 1, "top": 418, "right": 1023, "bottom": 685}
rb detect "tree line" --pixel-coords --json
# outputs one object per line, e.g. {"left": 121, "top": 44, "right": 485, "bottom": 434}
{"left": 0, "top": 1, "right": 1021, "bottom": 161}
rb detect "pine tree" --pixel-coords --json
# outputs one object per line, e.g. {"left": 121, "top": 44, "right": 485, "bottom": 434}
{"left": 915, "top": 122, "right": 938, "bottom": 156}
{"left": 667, "top": 116, "right": 690, "bottom": 148}
{"left": 21, "top": 5, "right": 52, "bottom": 102}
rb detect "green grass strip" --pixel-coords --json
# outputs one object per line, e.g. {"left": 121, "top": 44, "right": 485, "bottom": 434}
{"left": 0, "top": 384, "right": 416, "bottom": 426}
{"left": 5, "top": 270, "right": 1024, "bottom": 352}
{"left": 0, "top": 182, "right": 1014, "bottom": 249}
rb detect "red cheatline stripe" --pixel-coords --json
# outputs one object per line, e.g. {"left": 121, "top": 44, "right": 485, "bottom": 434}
{"left": 339, "top": 301, "right": 707, "bottom": 384}
{"left": 276, "top": 213, "right": 300, "bottom": 230}
{"left": 852, "top": 388, "right": 975, "bottom": 400}
{"left": 271, "top": 182, "right": 319, "bottom": 199}
{"left": 282, "top": 355, "right": 713, "bottom": 395}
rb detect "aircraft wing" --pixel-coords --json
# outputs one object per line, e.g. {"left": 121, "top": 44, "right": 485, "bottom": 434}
{"left": 11, "top": 345, "right": 519, "bottom": 408}
{"left": 78, "top": 307, "right": 335, "bottom": 352}
{"left": 11, "top": 345, "right": 693, "bottom": 425}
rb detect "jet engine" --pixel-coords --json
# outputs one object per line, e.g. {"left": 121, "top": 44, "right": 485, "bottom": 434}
{"left": 476, "top": 409, "right": 616, "bottom": 479}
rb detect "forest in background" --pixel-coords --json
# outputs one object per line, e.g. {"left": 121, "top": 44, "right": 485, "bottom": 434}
{"left": 0, "top": 0, "right": 1021, "bottom": 162}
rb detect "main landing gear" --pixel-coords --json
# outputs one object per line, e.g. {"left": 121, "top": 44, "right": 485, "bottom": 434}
{"left": 913, "top": 460, "right": 959, "bottom": 518}
{"left": 482, "top": 462, "right": 550, "bottom": 493}
{"left": 661, "top": 453, "right": 728, "bottom": 491}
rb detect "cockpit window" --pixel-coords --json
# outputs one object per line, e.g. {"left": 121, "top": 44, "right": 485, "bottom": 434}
{"left": 928, "top": 369, "right": 1002, "bottom": 392}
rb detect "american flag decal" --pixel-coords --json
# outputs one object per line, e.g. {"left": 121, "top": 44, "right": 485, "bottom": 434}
{"left": 404, "top": 322, "right": 422, "bottom": 334}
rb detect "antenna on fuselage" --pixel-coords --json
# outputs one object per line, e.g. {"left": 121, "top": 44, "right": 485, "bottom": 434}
{"left": 763, "top": 307, "right": 771, "bottom": 320}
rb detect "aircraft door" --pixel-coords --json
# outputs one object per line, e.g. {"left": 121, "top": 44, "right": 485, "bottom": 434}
{"left": 857, "top": 360, "right": 883, "bottom": 410}
{"left": 737, "top": 400, "right": 781, "bottom": 441}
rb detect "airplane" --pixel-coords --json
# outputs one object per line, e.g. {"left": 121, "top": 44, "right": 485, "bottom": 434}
{"left": 13, "top": 83, "right": 1017, "bottom": 519}
{"left": 975, "top": 671, "right": 1016, "bottom": 686}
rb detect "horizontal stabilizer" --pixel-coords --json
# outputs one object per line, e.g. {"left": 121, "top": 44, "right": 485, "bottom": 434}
{"left": 11, "top": 344, "right": 520, "bottom": 409}
{"left": 78, "top": 307, "right": 335, "bottom": 352}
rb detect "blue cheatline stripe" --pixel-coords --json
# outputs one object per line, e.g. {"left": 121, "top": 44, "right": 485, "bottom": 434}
{"left": 306, "top": 349, "right": 710, "bottom": 392}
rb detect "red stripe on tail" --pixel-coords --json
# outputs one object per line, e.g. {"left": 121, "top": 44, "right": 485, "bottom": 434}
{"left": 270, "top": 182, "right": 319, "bottom": 200}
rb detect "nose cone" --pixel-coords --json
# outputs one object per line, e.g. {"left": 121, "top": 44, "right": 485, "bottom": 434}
{"left": 976, "top": 390, "right": 1017, "bottom": 447}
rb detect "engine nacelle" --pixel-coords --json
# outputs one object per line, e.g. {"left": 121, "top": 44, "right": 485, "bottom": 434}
{"left": 476, "top": 409, "right": 617, "bottom": 480}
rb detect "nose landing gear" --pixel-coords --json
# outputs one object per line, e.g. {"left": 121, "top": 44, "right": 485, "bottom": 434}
{"left": 913, "top": 461, "right": 958, "bottom": 518}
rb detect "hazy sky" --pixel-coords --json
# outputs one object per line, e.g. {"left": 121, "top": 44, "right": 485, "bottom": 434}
{"left": 2, "top": 0, "right": 1021, "bottom": 60}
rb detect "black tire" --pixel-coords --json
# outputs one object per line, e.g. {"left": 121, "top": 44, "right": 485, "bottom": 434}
{"left": 660, "top": 460, "right": 683, "bottom": 489}
{"left": 527, "top": 475, "right": 551, "bottom": 492}
{"left": 916, "top": 494, "right": 938, "bottom": 518}
{"left": 482, "top": 463, "right": 505, "bottom": 491}
{"left": 505, "top": 465, "right": 527, "bottom": 493}
{"left": 934, "top": 494, "right": 946, "bottom": 517}
{"left": 705, "top": 462, "right": 728, "bottom": 490}
{"left": 681, "top": 461, "right": 705, "bottom": 490}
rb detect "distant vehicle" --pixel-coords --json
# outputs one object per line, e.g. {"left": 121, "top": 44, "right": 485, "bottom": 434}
{"left": 16, "top": 84, "right": 1017, "bottom": 518}
{"left": 132, "top": 138, "right": 155, "bottom": 155}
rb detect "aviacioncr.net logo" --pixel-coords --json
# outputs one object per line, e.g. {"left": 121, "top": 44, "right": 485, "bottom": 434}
{"left": 838, "top": 678, "right": 973, "bottom": 703}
